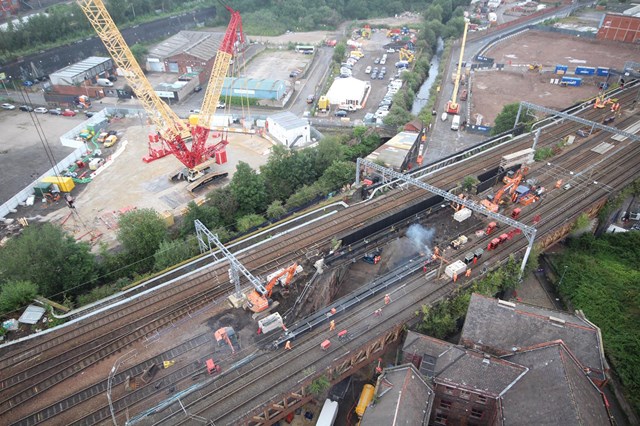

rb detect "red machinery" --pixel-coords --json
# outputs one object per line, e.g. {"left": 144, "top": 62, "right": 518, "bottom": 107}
{"left": 78, "top": 0, "right": 243, "bottom": 190}
{"left": 214, "top": 327, "right": 236, "bottom": 354}
{"left": 486, "top": 222, "right": 497, "bottom": 235}
{"left": 246, "top": 263, "right": 302, "bottom": 313}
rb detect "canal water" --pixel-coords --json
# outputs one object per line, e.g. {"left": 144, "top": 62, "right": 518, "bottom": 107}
{"left": 411, "top": 37, "right": 444, "bottom": 115}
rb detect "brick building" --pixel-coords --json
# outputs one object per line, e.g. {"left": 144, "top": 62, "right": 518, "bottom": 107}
{"left": 146, "top": 31, "right": 225, "bottom": 84}
{"left": 460, "top": 293, "right": 609, "bottom": 387}
{"left": 597, "top": 11, "right": 640, "bottom": 43}
{"left": 360, "top": 364, "right": 434, "bottom": 426}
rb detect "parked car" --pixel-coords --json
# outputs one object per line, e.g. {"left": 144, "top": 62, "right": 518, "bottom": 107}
{"left": 1, "top": 103, "right": 16, "bottom": 110}
{"left": 19, "top": 105, "right": 34, "bottom": 112}
{"left": 334, "top": 110, "right": 348, "bottom": 118}
{"left": 375, "top": 109, "right": 389, "bottom": 119}
{"left": 217, "top": 101, "right": 226, "bottom": 108}
{"left": 386, "top": 48, "right": 395, "bottom": 53}
{"left": 365, "top": 66, "right": 372, "bottom": 74}
{"left": 338, "top": 104, "right": 357, "bottom": 111}
{"left": 34, "top": 107, "right": 49, "bottom": 114}
{"left": 306, "top": 95, "right": 315, "bottom": 104}
{"left": 23, "top": 80, "right": 34, "bottom": 87}
{"left": 378, "top": 73, "right": 384, "bottom": 80}
{"left": 84, "top": 111, "right": 95, "bottom": 117}
{"left": 49, "top": 109, "right": 62, "bottom": 115}
{"left": 193, "top": 85, "right": 202, "bottom": 92}
{"left": 189, "top": 109, "right": 201, "bottom": 114}
{"left": 62, "top": 109, "right": 77, "bottom": 117}
{"left": 371, "top": 72, "right": 378, "bottom": 80}
{"left": 374, "top": 57, "right": 380, "bottom": 64}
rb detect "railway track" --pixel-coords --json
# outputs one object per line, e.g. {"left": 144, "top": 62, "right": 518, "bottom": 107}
{"left": 2, "top": 85, "right": 638, "bottom": 425}
{"left": 141, "top": 103, "right": 640, "bottom": 425}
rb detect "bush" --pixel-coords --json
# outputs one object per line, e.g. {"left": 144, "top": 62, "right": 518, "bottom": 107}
{"left": 266, "top": 200, "right": 287, "bottom": 220}
{"left": 236, "top": 214, "right": 266, "bottom": 233}
{"left": 76, "top": 284, "right": 117, "bottom": 307}
{"left": 0, "top": 281, "right": 38, "bottom": 314}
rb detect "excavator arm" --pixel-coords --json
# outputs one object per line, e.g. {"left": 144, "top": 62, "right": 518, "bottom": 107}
{"left": 77, "top": 0, "right": 188, "bottom": 152}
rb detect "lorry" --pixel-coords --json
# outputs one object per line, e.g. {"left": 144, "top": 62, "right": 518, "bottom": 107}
{"left": 451, "top": 114, "right": 461, "bottom": 131}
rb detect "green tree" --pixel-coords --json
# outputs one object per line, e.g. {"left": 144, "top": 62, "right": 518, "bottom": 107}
{"left": 383, "top": 104, "right": 413, "bottom": 129}
{"left": 236, "top": 214, "right": 266, "bottom": 233}
{"left": 461, "top": 175, "right": 479, "bottom": 192}
{"left": 130, "top": 43, "right": 148, "bottom": 65}
{"left": 153, "top": 239, "right": 197, "bottom": 271}
{"left": 76, "top": 284, "right": 117, "bottom": 307}
{"left": 314, "top": 136, "right": 344, "bottom": 176}
{"left": 307, "top": 375, "right": 331, "bottom": 397}
{"left": 117, "top": 208, "right": 168, "bottom": 272}
{"left": 266, "top": 200, "right": 287, "bottom": 220}
{"left": 317, "top": 160, "right": 356, "bottom": 193}
{"left": 181, "top": 201, "right": 221, "bottom": 236}
{"left": 332, "top": 42, "right": 346, "bottom": 63}
{"left": 0, "top": 280, "right": 38, "bottom": 314}
{"left": 286, "top": 184, "right": 323, "bottom": 209}
{"left": 230, "top": 162, "right": 268, "bottom": 216}
{"left": 491, "top": 103, "right": 520, "bottom": 135}
{"left": 207, "top": 187, "right": 239, "bottom": 227}
{"left": 0, "top": 223, "right": 96, "bottom": 299}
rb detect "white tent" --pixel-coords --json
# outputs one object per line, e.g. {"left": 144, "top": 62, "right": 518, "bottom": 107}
{"left": 325, "top": 77, "right": 370, "bottom": 106}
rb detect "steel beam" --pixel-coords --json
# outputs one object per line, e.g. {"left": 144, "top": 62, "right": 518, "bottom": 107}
{"left": 356, "top": 158, "right": 537, "bottom": 275}
{"left": 194, "top": 219, "right": 266, "bottom": 298}
{"left": 517, "top": 101, "right": 639, "bottom": 142}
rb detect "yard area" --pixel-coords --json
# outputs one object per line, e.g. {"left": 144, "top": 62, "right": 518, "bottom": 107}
{"left": 471, "top": 30, "right": 640, "bottom": 124}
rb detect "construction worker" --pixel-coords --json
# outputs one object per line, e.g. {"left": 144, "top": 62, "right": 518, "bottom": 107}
{"left": 434, "top": 246, "right": 440, "bottom": 256}
{"left": 384, "top": 294, "right": 391, "bottom": 305}
{"left": 473, "top": 255, "right": 478, "bottom": 265}
{"left": 555, "top": 180, "right": 562, "bottom": 189}
{"left": 466, "top": 268, "right": 472, "bottom": 278}
{"left": 285, "top": 340, "right": 292, "bottom": 350}
{"left": 453, "top": 272, "right": 458, "bottom": 283}
{"left": 329, "top": 320, "right": 336, "bottom": 331}
{"left": 374, "top": 308, "right": 383, "bottom": 317}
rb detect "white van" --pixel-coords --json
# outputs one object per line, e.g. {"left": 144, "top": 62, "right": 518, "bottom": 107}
{"left": 96, "top": 78, "right": 113, "bottom": 87}
{"left": 451, "top": 114, "right": 461, "bottom": 130}
{"left": 441, "top": 112, "right": 448, "bottom": 122}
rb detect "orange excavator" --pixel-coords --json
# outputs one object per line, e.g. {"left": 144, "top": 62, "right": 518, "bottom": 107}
{"left": 245, "top": 263, "right": 303, "bottom": 313}
{"left": 481, "top": 167, "right": 528, "bottom": 212}
{"left": 214, "top": 326, "right": 237, "bottom": 354}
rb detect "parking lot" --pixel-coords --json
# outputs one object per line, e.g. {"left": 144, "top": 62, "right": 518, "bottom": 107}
{"left": 330, "top": 29, "right": 405, "bottom": 121}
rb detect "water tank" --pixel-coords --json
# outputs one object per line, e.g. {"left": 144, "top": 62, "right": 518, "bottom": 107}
{"left": 355, "top": 384, "right": 375, "bottom": 418}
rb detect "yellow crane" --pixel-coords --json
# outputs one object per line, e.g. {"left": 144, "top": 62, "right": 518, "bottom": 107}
{"left": 77, "top": 0, "right": 243, "bottom": 190}
{"left": 446, "top": 20, "right": 469, "bottom": 115}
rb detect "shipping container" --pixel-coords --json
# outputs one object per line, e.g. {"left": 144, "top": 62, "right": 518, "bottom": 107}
{"left": 41, "top": 176, "right": 75, "bottom": 192}
{"left": 454, "top": 208, "right": 472, "bottom": 222}
{"left": 596, "top": 67, "right": 610, "bottom": 76}
{"left": 317, "top": 399, "right": 338, "bottom": 426}
{"left": 257, "top": 312, "right": 284, "bottom": 334}
{"left": 560, "top": 76, "right": 582, "bottom": 87}
{"left": 355, "top": 384, "right": 375, "bottom": 418}
{"left": 574, "top": 66, "right": 595, "bottom": 76}
{"left": 445, "top": 260, "right": 467, "bottom": 278}
{"left": 555, "top": 65, "right": 568, "bottom": 75}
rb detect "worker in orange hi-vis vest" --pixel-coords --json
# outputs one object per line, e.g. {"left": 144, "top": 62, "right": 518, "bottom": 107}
{"left": 285, "top": 340, "right": 292, "bottom": 350}
{"left": 384, "top": 294, "right": 391, "bottom": 305}
{"left": 466, "top": 268, "right": 472, "bottom": 278}
{"left": 329, "top": 320, "right": 336, "bottom": 331}
{"left": 453, "top": 272, "right": 458, "bottom": 283}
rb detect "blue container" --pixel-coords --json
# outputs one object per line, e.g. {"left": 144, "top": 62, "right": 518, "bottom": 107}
{"left": 575, "top": 66, "right": 595, "bottom": 76}
{"left": 596, "top": 67, "right": 610, "bottom": 76}
{"left": 561, "top": 76, "right": 582, "bottom": 87}
{"left": 555, "top": 65, "right": 568, "bottom": 75}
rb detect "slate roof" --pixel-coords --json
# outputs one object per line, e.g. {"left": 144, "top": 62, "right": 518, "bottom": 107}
{"left": 403, "top": 332, "right": 527, "bottom": 396}
{"left": 360, "top": 364, "right": 434, "bottom": 426}
{"left": 460, "top": 293, "right": 607, "bottom": 383}
{"left": 502, "top": 341, "right": 612, "bottom": 425}
{"left": 148, "top": 31, "right": 223, "bottom": 61}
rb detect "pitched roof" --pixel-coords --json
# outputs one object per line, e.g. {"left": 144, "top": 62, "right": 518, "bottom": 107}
{"left": 403, "top": 332, "right": 527, "bottom": 396}
{"left": 502, "top": 341, "right": 612, "bottom": 425}
{"left": 360, "top": 364, "right": 434, "bottom": 426}
{"left": 460, "top": 293, "right": 606, "bottom": 383}
{"left": 435, "top": 349, "right": 528, "bottom": 397}
{"left": 148, "top": 31, "right": 223, "bottom": 61}
{"left": 268, "top": 111, "right": 308, "bottom": 130}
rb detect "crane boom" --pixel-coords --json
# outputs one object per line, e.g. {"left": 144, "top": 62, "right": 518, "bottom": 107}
{"left": 77, "top": 0, "right": 187, "bottom": 149}
{"left": 446, "top": 20, "right": 469, "bottom": 115}
{"left": 192, "top": 3, "right": 244, "bottom": 161}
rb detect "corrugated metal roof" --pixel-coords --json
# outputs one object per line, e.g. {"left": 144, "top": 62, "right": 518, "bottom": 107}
{"left": 18, "top": 305, "right": 46, "bottom": 325}
{"left": 365, "top": 131, "right": 418, "bottom": 171}
{"left": 51, "top": 56, "right": 112, "bottom": 79}
{"left": 268, "top": 111, "right": 308, "bottom": 130}
{"left": 148, "top": 31, "right": 223, "bottom": 61}
{"left": 223, "top": 77, "right": 286, "bottom": 93}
